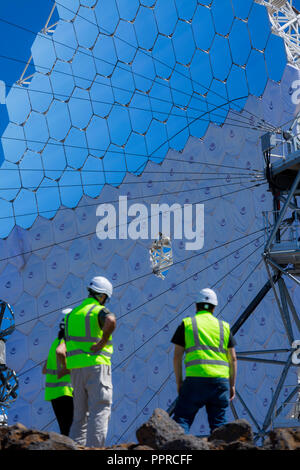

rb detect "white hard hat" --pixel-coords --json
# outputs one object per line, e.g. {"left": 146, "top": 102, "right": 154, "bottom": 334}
{"left": 88, "top": 276, "right": 113, "bottom": 299}
{"left": 198, "top": 288, "right": 218, "bottom": 306}
{"left": 62, "top": 308, "right": 72, "bottom": 315}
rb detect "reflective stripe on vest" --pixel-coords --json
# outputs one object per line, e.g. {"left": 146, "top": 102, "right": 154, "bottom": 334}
{"left": 45, "top": 381, "right": 72, "bottom": 388}
{"left": 183, "top": 312, "right": 230, "bottom": 378}
{"left": 65, "top": 299, "right": 113, "bottom": 369}
{"left": 44, "top": 338, "right": 73, "bottom": 401}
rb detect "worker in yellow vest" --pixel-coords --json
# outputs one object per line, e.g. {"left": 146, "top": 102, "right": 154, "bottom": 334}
{"left": 56, "top": 276, "right": 116, "bottom": 448}
{"left": 43, "top": 308, "right": 73, "bottom": 436}
{"left": 171, "top": 288, "right": 237, "bottom": 434}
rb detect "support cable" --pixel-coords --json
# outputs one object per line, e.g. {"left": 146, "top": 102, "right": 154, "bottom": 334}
{"left": 53, "top": 0, "right": 277, "bottom": 132}
{"left": 15, "top": 229, "right": 266, "bottom": 330}
{"left": 115, "top": 371, "right": 173, "bottom": 444}
{"left": 0, "top": 80, "right": 266, "bottom": 132}
{"left": 0, "top": 179, "right": 265, "bottom": 222}
{"left": 18, "top": 229, "right": 265, "bottom": 377}
{"left": 0, "top": 176, "right": 262, "bottom": 192}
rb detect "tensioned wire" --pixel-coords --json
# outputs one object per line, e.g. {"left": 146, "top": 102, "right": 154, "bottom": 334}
{"left": 41, "top": 417, "right": 57, "bottom": 432}
{"left": 217, "top": 260, "right": 264, "bottom": 434}
{"left": 51, "top": 0, "right": 277, "bottom": 132}
{"left": 216, "top": 259, "right": 264, "bottom": 321}
{"left": 15, "top": 228, "right": 266, "bottom": 337}
{"left": 0, "top": 176, "right": 262, "bottom": 192}
{"left": 0, "top": 53, "right": 269, "bottom": 180}
{"left": 0, "top": 73, "right": 266, "bottom": 174}
{"left": 0, "top": 95, "right": 259, "bottom": 155}
{"left": 265, "top": 127, "right": 300, "bottom": 155}
{"left": 14, "top": 224, "right": 266, "bottom": 331}
{"left": 0, "top": 180, "right": 267, "bottom": 264}
{"left": 0, "top": 95, "right": 265, "bottom": 225}
{"left": 3, "top": 7, "right": 266, "bottom": 394}
{"left": 113, "top": 240, "right": 264, "bottom": 371}
{"left": 1, "top": 177, "right": 263, "bottom": 223}
{"left": 16, "top": 232, "right": 264, "bottom": 385}
{"left": 2, "top": 4, "right": 274, "bottom": 436}
{"left": 0, "top": 52, "right": 261, "bottom": 136}
{"left": 21, "top": 243, "right": 266, "bottom": 442}
{"left": 135, "top": 100, "right": 259, "bottom": 175}
{"left": 0, "top": 133, "right": 265, "bottom": 170}
{"left": 16, "top": 231, "right": 265, "bottom": 378}
{"left": 115, "top": 371, "right": 174, "bottom": 445}
{"left": 4, "top": 183, "right": 267, "bottom": 378}
{"left": 0, "top": 167, "right": 262, "bottom": 176}
{"left": 0, "top": 94, "right": 263, "bottom": 222}
{"left": 0, "top": 82, "right": 268, "bottom": 134}
{"left": 18, "top": 247, "right": 266, "bottom": 436}
{"left": 25, "top": 214, "right": 271, "bottom": 433}
{"left": 258, "top": 112, "right": 300, "bottom": 141}
{"left": 0, "top": 56, "right": 271, "bottom": 142}
{"left": 0, "top": 94, "right": 264, "bottom": 200}
{"left": 117, "top": 235, "right": 265, "bottom": 321}
{"left": 113, "top": 242, "right": 264, "bottom": 444}
{"left": 0, "top": 13, "right": 275, "bottom": 134}
{"left": 0, "top": 178, "right": 265, "bottom": 221}
{"left": 215, "top": 257, "right": 271, "bottom": 434}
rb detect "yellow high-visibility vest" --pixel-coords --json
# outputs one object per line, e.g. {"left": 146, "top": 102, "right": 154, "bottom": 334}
{"left": 44, "top": 338, "right": 73, "bottom": 401}
{"left": 183, "top": 311, "right": 230, "bottom": 378}
{"left": 65, "top": 298, "right": 113, "bottom": 369}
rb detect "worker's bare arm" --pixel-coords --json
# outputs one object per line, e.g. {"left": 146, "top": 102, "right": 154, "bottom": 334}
{"left": 56, "top": 341, "right": 67, "bottom": 368}
{"left": 227, "top": 347, "right": 237, "bottom": 401}
{"left": 91, "top": 314, "right": 116, "bottom": 352}
{"left": 173, "top": 344, "right": 185, "bottom": 394}
{"left": 55, "top": 342, "right": 71, "bottom": 378}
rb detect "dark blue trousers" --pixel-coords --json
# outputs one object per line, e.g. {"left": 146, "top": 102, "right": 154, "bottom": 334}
{"left": 173, "top": 377, "right": 230, "bottom": 434}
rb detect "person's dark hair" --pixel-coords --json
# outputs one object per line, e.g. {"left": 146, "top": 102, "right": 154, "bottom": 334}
{"left": 58, "top": 322, "right": 65, "bottom": 340}
{"left": 196, "top": 302, "right": 215, "bottom": 313}
{"left": 88, "top": 288, "right": 108, "bottom": 304}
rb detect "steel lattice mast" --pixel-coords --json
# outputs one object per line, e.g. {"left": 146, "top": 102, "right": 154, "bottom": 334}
{"left": 255, "top": 0, "right": 300, "bottom": 67}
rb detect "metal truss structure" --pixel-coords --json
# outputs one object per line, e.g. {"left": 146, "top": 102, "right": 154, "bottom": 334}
{"left": 2, "top": 0, "right": 300, "bottom": 442}
{"left": 235, "top": 123, "right": 300, "bottom": 439}
{"left": 167, "top": 120, "right": 300, "bottom": 441}
{"left": 255, "top": 0, "right": 300, "bottom": 66}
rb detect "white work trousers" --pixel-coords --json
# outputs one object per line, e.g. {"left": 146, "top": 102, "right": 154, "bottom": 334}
{"left": 69, "top": 364, "right": 113, "bottom": 448}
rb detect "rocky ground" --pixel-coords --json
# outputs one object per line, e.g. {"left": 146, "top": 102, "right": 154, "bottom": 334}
{"left": 0, "top": 408, "right": 300, "bottom": 450}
